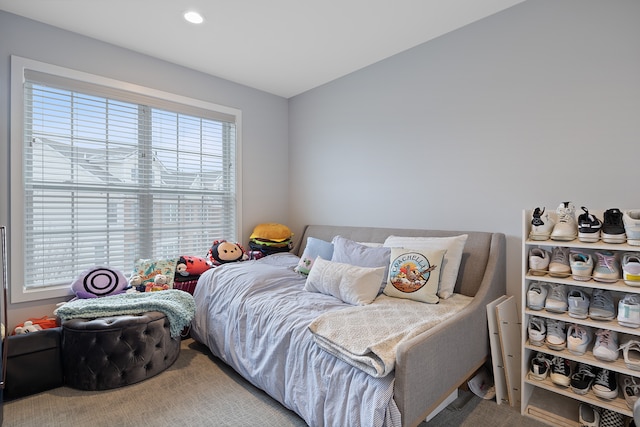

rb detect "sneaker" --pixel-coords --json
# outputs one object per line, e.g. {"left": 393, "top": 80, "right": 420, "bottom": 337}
{"left": 599, "top": 408, "right": 624, "bottom": 427}
{"left": 620, "top": 340, "right": 640, "bottom": 371}
{"left": 593, "top": 329, "right": 619, "bottom": 362}
{"left": 548, "top": 247, "right": 571, "bottom": 277}
{"left": 545, "top": 318, "right": 567, "bottom": 350}
{"left": 527, "top": 316, "right": 546, "bottom": 346}
{"left": 568, "top": 288, "right": 590, "bottom": 319}
{"left": 621, "top": 374, "right": 640, "bottom": 409}
{"left": 592, "top": 368, "right": 618, "bottom": 399}
{"left": 530, "top": 207, "right": 555, "bottom": 240}
{"left": 527, "top": 282, "right": 548, "bottom": 310}
{"left": 571, "top": 363, "right": 596, "bottom": 394}
{"left": 618, "top": 294, "right": 640, "bottom": 328}
{"left": 551, "top": 202, "right": 578, "bottom": 241}
{"left": 593, "top": 250, "right": 620, "bottom": 283}
{"left": 602, "top": 208, "right": 627, "bottom": 243}
{"left": 578, "top": 206, "right": 603, "bottom": 243}
{"left": 570, "top": 250, "right": 594, "bottom": 281}
{"left": 589, "top": 289, "right": 616, "bottom": 320}
{"left": 567, "top": 324, "right": 592, "bottom": 356}
{"left": 622, "top": 252, "right": 640, "bottom": 286}
{"left": 529, "top": 352, "right": 552, "bottom": 381}
{"left": 579, "top": 404, "right": 600, "bottom": 427}
{"left": 549, "top": 356, "right": 571, "bottom": 386}
{"left": 545, "top": 283, "right": 568, "bottom": 313}
{"left": 624, "top": 210, "right": 640, "bottom": 246}
{"left": 528, "top": 248, "right": 550, "bottom": 276}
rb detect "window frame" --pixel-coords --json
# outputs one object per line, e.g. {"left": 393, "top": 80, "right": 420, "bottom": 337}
{"left": 9, "top": 55, "right": 243, "bottom": 303}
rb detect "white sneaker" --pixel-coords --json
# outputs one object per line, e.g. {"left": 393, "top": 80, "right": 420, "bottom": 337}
{"left": 622, "top": 252, "right": 640, "bottom": 286}
{"left": 545, "top": 283, "right": 568, "bottom": 313}
{"left": 618, "top": 294, "right": 640, "bottom": 328}
{"left": 567, "top": 324, "right": 592, "bottom": 356}
{"left": 593, "top": 329, "right": 619, "bottom": 362}
{"left": 620, "top": 340, "right": 640, "bottom": 371}
{"left": 530, "top": 207, "right": 555, "bottom": 240}
{"left": 624, "top": 210, "right": 640, "bottom": 246}
{"left": 579, "top": 403, "right": 600, "bottom": 427}
{"left": 528, "top": 316, "right": 546, "bottom": 346}
{"left": 548, "top": 247, "right": 571, "bottom": 278}
{"left": 528, "top": 248, "right": 550, "bottom": 275}
{"left": 569, "top": 250, "right": 593, "bottom": 281}
{"left": 527, "top": 282, "right": 547, "bottom": 310}
{"left": 550, "top": 202, "right": 578, "bottom": 241}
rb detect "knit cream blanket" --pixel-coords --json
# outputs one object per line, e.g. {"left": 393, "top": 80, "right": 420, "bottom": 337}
{"left": 308, "top": 293, "right": 472, "bottom": 377}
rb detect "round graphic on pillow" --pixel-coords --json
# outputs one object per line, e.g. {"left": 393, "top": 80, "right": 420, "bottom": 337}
{"left": 71, "top": 266, "right": 128, "bottom": 298}
{"left": 388, "top": 251, "right": 437, "bottom": 293}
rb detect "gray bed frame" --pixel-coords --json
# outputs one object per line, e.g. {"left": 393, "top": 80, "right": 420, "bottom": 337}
{"left": 296, "top": 225, "right": 506, "bottom": 427}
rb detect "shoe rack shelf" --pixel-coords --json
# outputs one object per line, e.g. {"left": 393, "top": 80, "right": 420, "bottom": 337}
{"left": 521, "top": 209, "right": 640, "bottom": 426}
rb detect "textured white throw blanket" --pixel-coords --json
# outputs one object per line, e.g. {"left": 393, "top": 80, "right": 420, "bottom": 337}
{"left": 54, "top": 289, "right": 196, "bottom": 338}
{"left": 308, "top": 294, "right": 472, "bottom": 377}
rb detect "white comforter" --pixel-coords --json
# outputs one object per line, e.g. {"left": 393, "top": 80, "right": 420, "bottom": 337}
{"left": 190, "top": 253, "right": 400, "bottom": 427}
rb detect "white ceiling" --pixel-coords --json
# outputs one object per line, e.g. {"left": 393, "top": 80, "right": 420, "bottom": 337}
{"left": 0, "top": 0, "right": 524, "bottom": 98}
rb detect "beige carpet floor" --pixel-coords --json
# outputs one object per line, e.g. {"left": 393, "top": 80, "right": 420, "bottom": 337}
{"left": 4, "top": 338, "right": 547, "bottom": 427}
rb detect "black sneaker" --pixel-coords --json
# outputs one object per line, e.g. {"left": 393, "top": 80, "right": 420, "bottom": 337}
{"left": 550, "top": 356, "right": 571, "bottom": 387}
{"left": 570, "top": 363, "right": 596, "bottom": 395}
{"left": 592, "top": 368, "right": 618, "bottom": 399}
{"left": 530, "top": 352, "right": 551, "bottom": 381}
{"left": 602, "top": 208, "right": 627, "bottom": 244}
{"left": 578, "top": 206, "right": 602, "bottom": 243}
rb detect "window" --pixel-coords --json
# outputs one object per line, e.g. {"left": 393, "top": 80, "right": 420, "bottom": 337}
{"left": 10, "top": 56, "right": 241, "bottom": 303}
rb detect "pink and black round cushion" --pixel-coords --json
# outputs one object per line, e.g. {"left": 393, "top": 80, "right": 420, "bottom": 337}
{"left": 71, "top": 266, "right": 128, "bottom": 299}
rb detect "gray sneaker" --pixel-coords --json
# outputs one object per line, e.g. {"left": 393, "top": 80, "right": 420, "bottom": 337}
{"left": 545, "top": 319, "right": 567, "bottom": 351}
{"left": 545, "top": 283, "right": 568, "bottom": 313}
{"left": 589, "top": 288, "right": 615, "bottom": 321}
{"left": 568, "top": 288, "right": 590, "bottom": 319}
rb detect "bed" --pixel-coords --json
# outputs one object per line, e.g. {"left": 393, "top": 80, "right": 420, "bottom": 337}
{"left": 190, "top": 225, "right": 506, "bottom": 427}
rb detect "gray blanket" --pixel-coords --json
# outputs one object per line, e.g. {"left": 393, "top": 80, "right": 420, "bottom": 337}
{"left": 54, "top": 289, "right": 195, "bottom": 337}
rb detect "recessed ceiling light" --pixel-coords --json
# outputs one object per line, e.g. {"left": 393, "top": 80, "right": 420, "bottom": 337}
{"left": 184, "top": 11, "right": 204, "bottom": 24}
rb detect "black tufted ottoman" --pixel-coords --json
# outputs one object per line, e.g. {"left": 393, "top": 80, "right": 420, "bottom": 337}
{"left": 61, "top": 311, "right": 180, "bottom": 390}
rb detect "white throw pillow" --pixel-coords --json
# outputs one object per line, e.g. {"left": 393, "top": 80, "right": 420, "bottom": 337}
{"left": 383, "top": 234, "right": 468, "bottom": 299}
{"left": 383, "top": 248, "right": 445, "bottom": 304}
{"left": 304, "top": 257, "right": 385, "bottom": 305}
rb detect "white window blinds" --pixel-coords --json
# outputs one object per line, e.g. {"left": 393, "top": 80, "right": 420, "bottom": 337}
{"left": 11, "top": 57, "right": 240, "bottom": 301}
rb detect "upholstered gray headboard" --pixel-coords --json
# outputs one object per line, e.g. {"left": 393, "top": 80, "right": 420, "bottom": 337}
{"left": 296, "top": 225, "right": 496, "bottom": 298}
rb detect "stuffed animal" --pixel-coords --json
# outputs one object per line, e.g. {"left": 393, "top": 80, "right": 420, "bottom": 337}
{"left": 145, "top": 274, "right": 170, "bottom": 292}
{"left": 71, "top": 266, "right": 128, "bottom": 298}
{"left": 176, "top": 256, "right": 211, "bottom": 276}
{"left": 14, "top": 320, "right": 43, "bottom": 335}
{"left": 207, "top": 240, "right": 246, "bottom": 266}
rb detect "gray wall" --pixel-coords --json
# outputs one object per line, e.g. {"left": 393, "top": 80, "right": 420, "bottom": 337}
{"left": 0, "top": 12, "right": 289, "bottom": 325}
{"left": 288, "top": 0, "right": 640, "bottom": 298}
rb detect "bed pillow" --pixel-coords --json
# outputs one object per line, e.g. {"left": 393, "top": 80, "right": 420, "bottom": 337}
{"left": 304, "top": 257, "right": 385, "bottom": 305}
{"left": 294, "top": 237, "right": 334, "bottom": 275}
{"left": 383, "top": 248, "right": 445, "bottom": 304}
{"left": 331, "top": 235, "right": 391, "bottom": 292}
{"left": 383, "top": 234, "right": 468, "bottom": 299}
